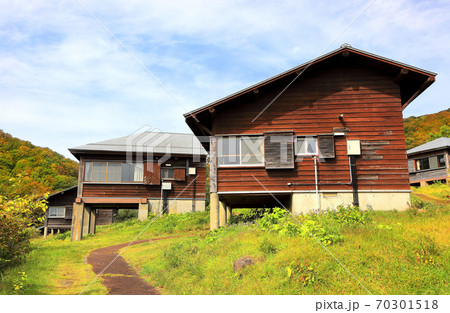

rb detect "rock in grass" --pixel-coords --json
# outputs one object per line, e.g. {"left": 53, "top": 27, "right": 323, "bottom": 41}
{"left": 233, "top": 256, "right": 255, "bottom": 271}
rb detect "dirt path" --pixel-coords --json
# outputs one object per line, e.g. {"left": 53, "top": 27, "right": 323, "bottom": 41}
{"left": 413, "top": 192, "right": 450, "bottom": 206}
{"left": 87, "top": 237, "right": 175, "bottom": 295}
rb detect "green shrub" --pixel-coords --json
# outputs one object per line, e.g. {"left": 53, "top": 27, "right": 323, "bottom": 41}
{"left": 259, "top": 238, "right": 278, "bottom": 255}
{"left": 415, "top": 235, "right": 440, "bottom": 265}
{"left": 327, "top": 205, "right": 373, "bottom": 226}
{"left": 286, "top": 259, "right": 317, "bottom": 286}
{"left": 0, "top": 195, "right": 47, "bottom": 272}
{"left": 116, "top": 209, "right": 138, "bottom": 222}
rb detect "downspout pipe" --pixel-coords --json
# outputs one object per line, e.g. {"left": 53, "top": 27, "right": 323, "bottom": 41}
{"left": 314, "top": 156, "right": 319, "bottom": 213}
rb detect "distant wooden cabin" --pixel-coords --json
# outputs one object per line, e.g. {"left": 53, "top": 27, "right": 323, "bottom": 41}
{"left": 407, "top": 137, "right": 450, "bottom": 186}
{"left": 184, "top": 44, "right": 436, "bottom": 230}
{"left": 68, "top": 131, "right": 207, "bottom": 240}
{"left": 44, "top": 186, "right": 118, "bottom": 236}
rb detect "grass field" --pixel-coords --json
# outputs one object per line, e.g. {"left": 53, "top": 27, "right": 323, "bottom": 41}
{"left": 0, "top": 186, "right": 449, "bottom": 295}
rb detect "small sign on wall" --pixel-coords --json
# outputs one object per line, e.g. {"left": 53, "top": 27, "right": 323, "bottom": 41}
{"left": 347, "top": 139, "right": 361, "bottom": 155}
{"left": 162, "top": 182, "right": 172, "bottom": 190}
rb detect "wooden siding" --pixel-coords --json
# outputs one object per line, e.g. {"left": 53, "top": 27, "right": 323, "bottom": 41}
{"left": 82, "top": 162, "right": 206, "bottom": 200}
{"left": 213, "top": 65, "right": 411, "bottom": 192}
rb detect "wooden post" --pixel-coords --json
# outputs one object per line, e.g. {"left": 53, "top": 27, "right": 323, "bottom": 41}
{"left": 89, "top": 208, "right": 96, "bottom": 234}
{"left": 209, "top": 136, "right": 219, "bottom": 230}
{"left": 44, "top": 226, "right": 48, "bottom": 239}
{"left": 51, "top": 229, "right": 54, "bottom": 236}
{"left": 71, "top": 202, "right": 84, "bottom": 241}
{"left": 219, "top": 201, "right": 226, "bottom": 227}
{"left": 82, "top": 205, "right": 90, "bottom": 237}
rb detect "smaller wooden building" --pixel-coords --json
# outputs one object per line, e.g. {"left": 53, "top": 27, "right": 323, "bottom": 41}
{"left": 68, "top": 131, "right": 207, "bottom": 241}
{"left": 407, "top": 137, "right": 450, "bottom": 186}
{"left": 44, "top": 186, "right": 118, "bottom": 236}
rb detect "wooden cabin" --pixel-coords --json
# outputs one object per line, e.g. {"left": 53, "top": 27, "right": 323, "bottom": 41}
{"left": 184, "top": 44, "right": 437, "bottom": 230}
{"left": 69, "top": 131, "right": 207, "bottom": 241}
{"left": 44, "top": 186, "right": 118, "bottom": 236}
{"left": 407, "top": 137, "right": 450, "bottom": 186}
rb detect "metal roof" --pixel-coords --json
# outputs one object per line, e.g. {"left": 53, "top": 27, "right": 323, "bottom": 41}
{"left": 69, "top": 131, "right": 207, "bottom": 157}
{"left": 184, "top": 44, "right": 437, "bottom": 118}
{"left": 407, "top": 137, "right": 450, "bottom": 155}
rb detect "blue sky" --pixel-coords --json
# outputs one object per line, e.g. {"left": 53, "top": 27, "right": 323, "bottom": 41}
{"left": 1, "top": 0, "right": 449, "bottom": 160}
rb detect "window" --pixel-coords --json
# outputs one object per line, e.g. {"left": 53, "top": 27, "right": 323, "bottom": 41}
{"left": 84, "top": 161, "right": 144, "bottom": 182}
{"left": 264, "top": 132, "right": 294, "bottom": 169}
{"left": 218, "top": 136, "right": 264, "bottom": 166}
{"left": 161, "top": 168, "right": 174, "bottom": 179}
{"left": 295, "top": 136, "right": 318, "bottom": 155}
{"left": 415, "top": 154, "right": 446, "bottom": 171}
{"left": 48, "top": 207, "right": 65, "bottom": 218}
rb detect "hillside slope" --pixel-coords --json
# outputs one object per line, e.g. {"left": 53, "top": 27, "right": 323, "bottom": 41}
{"left": 0, "top": 130, "right": 78, "bottom": 198}
{"left": 404, "top": 108, "right": 450, "bottom": 149}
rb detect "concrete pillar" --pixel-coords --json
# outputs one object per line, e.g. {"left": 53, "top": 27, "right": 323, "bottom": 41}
{"left": 82, "top": 205, "right": 90, "bottom": 237}
{"left": 71, "top": 202, "right": 84, "bottom": 241}
{"left": 138, "top": 202, "right": 149, "bottom": 221}
{"left": 226, "top": 205, "right": 232, "bottom": 222}
{"left": 51, "top": 229, "right": 54, "bottom": 236}
{"left": 210, "top": 193, "right": 219, "bottom": 230}
{"left": 44, "top": 226, "right": 48, "bottom": 239}
{"left": 219, "top": 201, "right": 227, "bottom": 227}
{"left": 89, "top": 209, "right": 96, "bottom": 234}
{"left": 420, "top": 181, "right": 427, "bottom": 187}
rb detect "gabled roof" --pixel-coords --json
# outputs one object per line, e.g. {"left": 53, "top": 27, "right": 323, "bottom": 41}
{"left": 69, "top": 131, "right": 207, "bottom": 160}
{"left": 407, "top": 137, "right": 450, "bottom": 156}
{"left": 184, "top": 44, "right": 437, "bottom": 142}
{"left": 47, "top": 186, "right": 77, "bottom": 200}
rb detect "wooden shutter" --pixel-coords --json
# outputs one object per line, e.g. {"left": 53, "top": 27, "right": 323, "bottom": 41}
{"left": 143, "top": 162, "right": 161, "bottom": 185}
{"left": 174, "top": 168, "right": 186, "bottom": 181}
{"left": 65, "top": 207, "right": 73, "bottom": 220}
{"left": 264, "top": 131, "right": 294, "bottom": 169}
{"left": 318, "top": 134, "right": 335, "bottom": 159}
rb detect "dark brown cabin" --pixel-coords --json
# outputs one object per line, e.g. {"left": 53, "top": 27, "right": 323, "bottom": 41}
{"left": 184, "top": 44, "right": 437, "bottom": 229}
{"left": 69, "top": 131, "right": 207, "bottom": 241}
{"left": 407, "top": 137, "right": 450, "bottom": 186}
{"left": 44, "top": 186, "right": 118, "bottom": 236}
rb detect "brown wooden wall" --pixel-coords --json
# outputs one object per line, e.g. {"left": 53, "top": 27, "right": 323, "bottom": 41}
{"left": 213, "top": 65, "right": 410, "bottom": 192}
{"left": 81, "top": 155, "right": 206, "bottom": 200}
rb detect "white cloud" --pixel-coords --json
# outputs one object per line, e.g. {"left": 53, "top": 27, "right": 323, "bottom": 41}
{"left": 0, "top": 0, "right": 449, "bottom": 159}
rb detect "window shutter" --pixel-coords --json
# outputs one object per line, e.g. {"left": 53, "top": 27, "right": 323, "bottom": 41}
{"left": 264, "top": 131, "right": 294, "bottom": 169}
{"left": 143, "top": 162, "right": 161, "bottom": 185}
{"left": 174, "top": 168, "right": 186, "bottom": 181}
{"left": 318, "top": 134, "right": 335, "bottom": 159}
{"left": 65, "top": 208, "right": 73, "bottom": 219}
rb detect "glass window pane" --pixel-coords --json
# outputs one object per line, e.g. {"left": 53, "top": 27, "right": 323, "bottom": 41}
{"left": 162, "top": 168, "right": 174, "bottom": 179}
{"left": 133, "top": 163, "right": 144, "bottom": 181}
{"left": 49, "top": 207, "right": 65, "bottom": 218}
{"left": 429, "top": 156, "right": 438, "bottom": 169}
{"left": 121, "top": 163, "right": 131, "bottom": 182}
{"left": 241, "top": 136, "right": 264, "bottom": 165}
{"left": 438, "top": 155, "right": 446, "bottom": 168}
{"left": 92, "top": 162, "right": 107, "bottom": 181}
{"left": 296, "top": 136, "right": 317, "bottom": 155}
{"left": 84, "top": 162, "right": 92, "bottom": 181}
{"left": 218, "top": 137, "right": 240, "bottom": 165}
{"left": 107, "top": 162, "right": 121, "bottom": 182}
{"left": 421, "top": 158, "right": 430, "bottom": 170}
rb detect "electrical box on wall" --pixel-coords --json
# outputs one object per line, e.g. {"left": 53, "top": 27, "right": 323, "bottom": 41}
{"left": 162, "top": 182, "right": 172, "bottom": 190}
{"left": 188, "top": 167, "right": 196, "bottom": 175}
{"left": 347, "top": 140, "right": 361, "bottom": 155}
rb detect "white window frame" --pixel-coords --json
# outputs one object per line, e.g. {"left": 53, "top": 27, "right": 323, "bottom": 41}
{"left": 84, "top": 161, "right": 144, "bottom": 183}
{"left": 295, "top": 136, "right": 318, "bottom": 156}
{"left": 48, "top": 206, "right": 66, "bottom": 219}
{"left": 218, "top": 135, "right": 265, "bottom": 167}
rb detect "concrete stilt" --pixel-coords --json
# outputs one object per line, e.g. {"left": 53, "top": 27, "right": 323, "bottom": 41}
{"left": 138, "top": 201, "right": 149, "bottom": 221}
{"left": 51, "top": 229, "right": 54, "bottom": 236}
{"left": 226, "top": 205, "right": 232, "bottom": 222}
{"left": 219, "top": 201, "right": 227, "bottom": 227}
{"left": 44, "top": 226, "right": 48, "bottom": 239}
{"left": 210, "top": 192, "right": 219, "bottom": 230}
